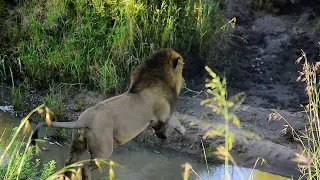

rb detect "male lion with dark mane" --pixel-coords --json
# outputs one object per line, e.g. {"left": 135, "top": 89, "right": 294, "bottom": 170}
{"left": 31, "top": 48, "right": 186, "bottom": 179}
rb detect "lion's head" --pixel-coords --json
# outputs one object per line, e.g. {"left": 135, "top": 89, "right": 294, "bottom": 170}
{"left": 129, "top": 48, "right": 184, "bottom": 96}
{"left": 128, "top": 48, "right": 185, "bottom": 140}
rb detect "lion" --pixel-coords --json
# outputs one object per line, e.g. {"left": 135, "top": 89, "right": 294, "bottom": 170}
{"left": 30, "top": 48, "right": 186, "bottom": 180}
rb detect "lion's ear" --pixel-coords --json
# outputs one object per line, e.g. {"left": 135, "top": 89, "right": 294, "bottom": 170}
{"left": 171, "top": 57, "right": 180, "bottom": 69}
{"left": 154, "top": 48, "right": 171, "bottom": 59}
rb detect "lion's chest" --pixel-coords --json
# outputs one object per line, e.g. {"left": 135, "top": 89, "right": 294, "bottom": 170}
{"left": 113, "top": 121, "right": 150, "bottom": 145}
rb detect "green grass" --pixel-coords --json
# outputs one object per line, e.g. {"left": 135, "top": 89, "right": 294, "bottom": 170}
{"left": 0, "top": 139, "right": 56, "bottom": 180}
{"left": 10, "top": 83, "right": 30, "bottom": 114}
{"left": 0, "top": 104, "right": 113, "bottom": 180}
{"left": 0, "top": 0, "right": 226, "bottom": 94}
{"left": 0, "top": 105, "right": 56, "bottom": 180}
{"left": 74, "top": 97, "right": 85, "bottom": 111}
{"left": 44, "top": 85, "right": 64, "bottom": 119}
{"left": 314, "top": 17, "right": 320, "bottom": 32}
{"left": 204, "top": 143, "right": 217, "bottom": 158}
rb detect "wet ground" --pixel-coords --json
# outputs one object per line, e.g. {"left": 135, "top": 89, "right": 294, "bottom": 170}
{"left": 0, "top": 107, "right": 290, "bottom": 180}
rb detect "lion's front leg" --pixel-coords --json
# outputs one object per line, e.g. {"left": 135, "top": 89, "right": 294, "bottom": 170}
{"left": 168, "top": 116, "right": 186, "bottom": 135}
{"left": 151, "top": 121, "right": 168, "bottom": 140}
{"left": 152, "top": 117, "right": 186, "bottom": 140}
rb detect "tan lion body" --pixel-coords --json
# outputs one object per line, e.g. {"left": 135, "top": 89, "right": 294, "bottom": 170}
{"left": 31, "top": 48, "right": 186, "bottom": 179}
{"left": 77, "top": 89, "right": 171, "bottom": 148}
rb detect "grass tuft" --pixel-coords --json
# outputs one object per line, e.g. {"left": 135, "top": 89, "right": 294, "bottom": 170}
{"left": 10, "top": 83, "right": 30, "bottom": 114}
{"left": 288, "top": 50, "right": 320, "bottom": 180}
{"left": 44, "top": 85, "right": 64, "bottom": 119}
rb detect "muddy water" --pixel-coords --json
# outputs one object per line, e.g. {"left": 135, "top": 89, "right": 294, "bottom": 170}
{"left": 0, "top": 108, "right": 289, "bottom": 180}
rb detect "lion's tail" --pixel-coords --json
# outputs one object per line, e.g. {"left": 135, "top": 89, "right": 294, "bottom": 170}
{"left": 31, "top": 121, "right": 83, "bottom": 146}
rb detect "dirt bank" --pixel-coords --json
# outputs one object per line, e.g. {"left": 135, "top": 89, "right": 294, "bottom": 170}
{"left": 142, "top": 96, "right": 306, "bottom": 179}
{"left": 0, "top": 84, "right": 306, "bottom": 179}
{"left": 161, "top": 2, "right": 320, "bottom": 177}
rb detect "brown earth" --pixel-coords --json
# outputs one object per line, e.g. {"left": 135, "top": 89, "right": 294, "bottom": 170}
{"left": 1, "top": 0, "right": 320, "bottom": 179}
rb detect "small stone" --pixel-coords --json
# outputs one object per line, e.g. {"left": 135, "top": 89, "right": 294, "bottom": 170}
{"left": 261, "top": 85, "right": 267, "bottom": 90}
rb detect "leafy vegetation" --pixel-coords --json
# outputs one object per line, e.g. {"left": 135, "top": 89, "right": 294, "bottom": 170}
{"left": 0, "top": 105, "right": 57, "bottom": 180}
{"left": 0, "top": 140, "right": 56, "bottom": 180}
{"left": 180, "top": 65, "right": 261, "bottom": 180}
{"left": 0, "top": 0, "right": 225, "bottom": 94}
{"left": 0, "top": 104, "right": 116, "bottom": 180}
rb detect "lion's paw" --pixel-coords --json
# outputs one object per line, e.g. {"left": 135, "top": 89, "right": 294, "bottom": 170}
{"left": 176, "top": 126, "right": 186, "bottom": 135}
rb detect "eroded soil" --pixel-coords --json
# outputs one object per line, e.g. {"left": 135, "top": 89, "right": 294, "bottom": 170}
{"left": 176, "top": 1, "right": 320, "bottom": 178}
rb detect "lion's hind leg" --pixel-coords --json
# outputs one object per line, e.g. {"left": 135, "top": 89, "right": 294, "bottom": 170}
{"left": 82, "top": 129, "right": 114, "bottom": 179}
{"left": 64, "top": 129, "right": 88, "bottom": 178}
{"left": 65, "top": 129, "right": 87, "bottom": 166}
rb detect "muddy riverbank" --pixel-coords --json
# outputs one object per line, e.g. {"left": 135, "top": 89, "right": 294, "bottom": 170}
{"left": 0, "top": 108, "right": 291, "bottom": 180}
{"left": 0, "top": 82, "right": 307, "bottom": 179}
